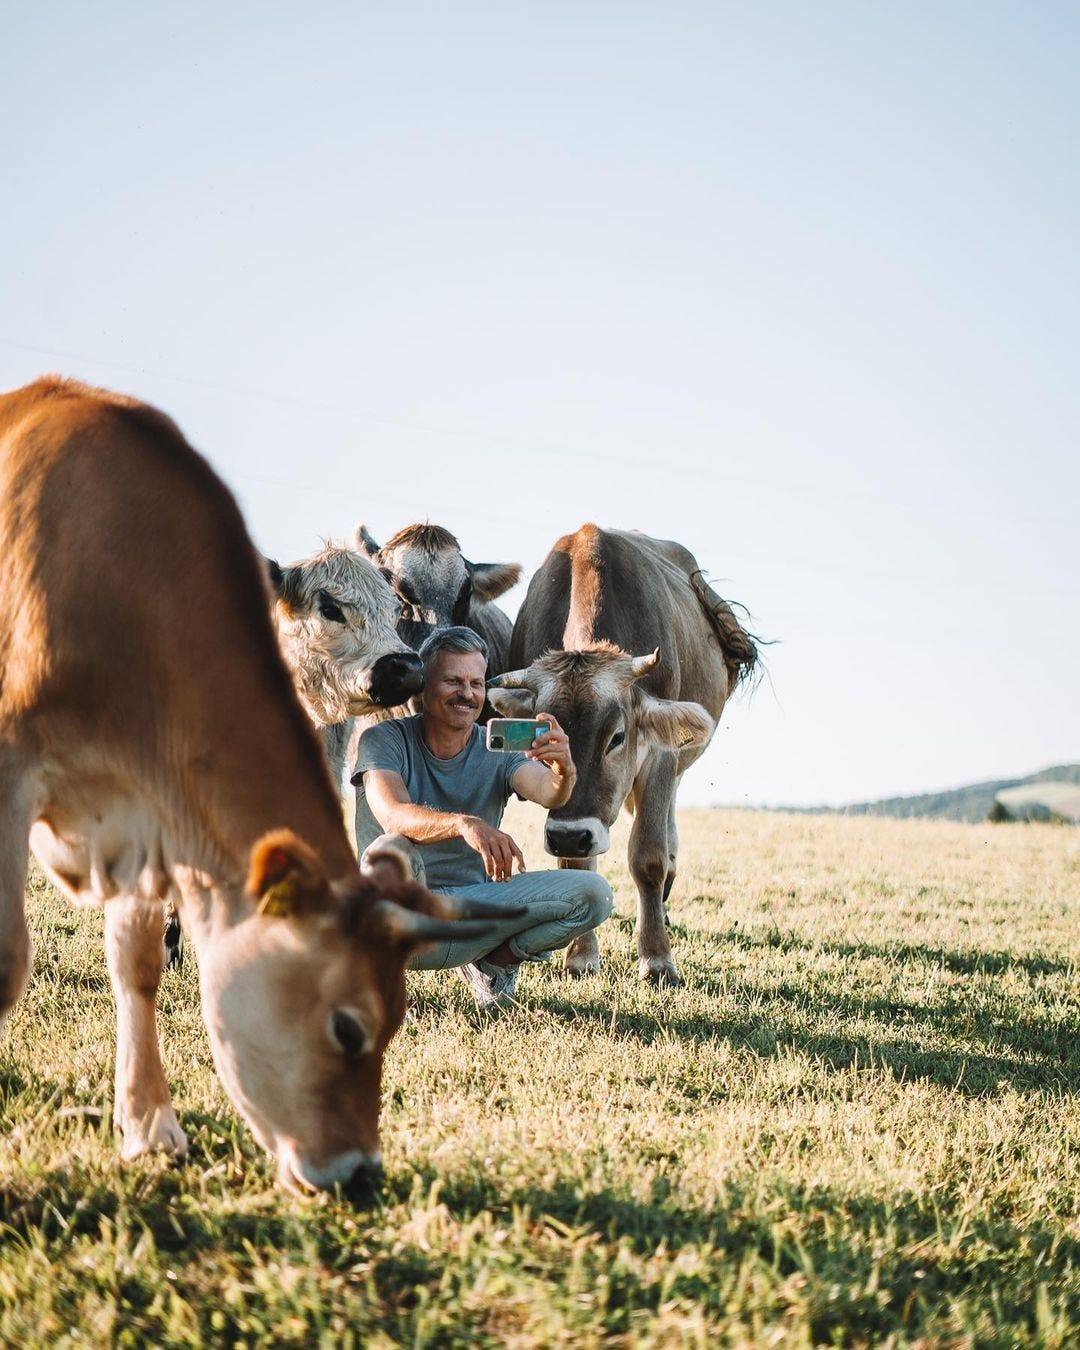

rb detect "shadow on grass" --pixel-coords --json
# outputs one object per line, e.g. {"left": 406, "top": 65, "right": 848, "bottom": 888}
{"left": 718, "top": 926, "right": 1075, "bottom": 980}
{"left": 420, "top": 1168, "right": 1080, "bottom": 1343}
{"left": 530, "top": 990, "right": 1079, "bottom": 1097}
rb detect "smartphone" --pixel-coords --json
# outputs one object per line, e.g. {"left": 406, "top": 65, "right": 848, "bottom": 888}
{"left": 486, "top": 718, "right": 544, "bottom": 752}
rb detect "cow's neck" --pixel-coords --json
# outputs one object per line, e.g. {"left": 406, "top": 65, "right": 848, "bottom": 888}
{"left": 165, "top": 688, "right": 357, "bottom": 899}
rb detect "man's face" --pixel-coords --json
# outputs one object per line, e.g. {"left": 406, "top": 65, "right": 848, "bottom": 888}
{"left": 422, "top": 650, "right": 488, "bottom": 731}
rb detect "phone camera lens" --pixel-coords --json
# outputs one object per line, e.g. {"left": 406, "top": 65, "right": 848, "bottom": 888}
{"left": 491, "top": 735, "right": 504, "bottom": 748}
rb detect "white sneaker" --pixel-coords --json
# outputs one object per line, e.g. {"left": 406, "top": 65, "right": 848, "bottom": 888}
{"left": 458, "top": 959, "right": 520, "bottom": 1007}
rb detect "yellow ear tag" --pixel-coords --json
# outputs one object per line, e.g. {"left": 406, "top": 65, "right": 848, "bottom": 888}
{"left": 258, "top": 874, "right": 301, "bottom": 918}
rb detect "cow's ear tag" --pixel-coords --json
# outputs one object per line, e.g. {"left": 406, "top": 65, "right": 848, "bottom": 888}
{"left": 258, "top": 873, "right": 302, "bottom": 918}
{"left": 248, "top": 832, "right": 327, "bottom": 918}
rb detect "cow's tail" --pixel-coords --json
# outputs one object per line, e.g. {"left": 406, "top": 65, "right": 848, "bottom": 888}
{"left": 687, "top": 569, "right": 759, "bottom": 690}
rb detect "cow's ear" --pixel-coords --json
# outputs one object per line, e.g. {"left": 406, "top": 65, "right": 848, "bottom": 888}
{"left": 265, "top": 559, "right": 303, "bottom": 612}
{"left": 355, "top": 524, "right": 382, "bottom": 559}
{"left": 487, "top": 685, "right": 536, "bottom": 718}
{"left": 468, "top": 561, "right": 522, "bottom": 603}
{"left": 248, "top": 830, "right": 331, "bottom": 918}
{"left": 264, "top": 557, "right": 285, "bottom": 595}
{"left": 638, "top": 695, "right": 714, "bottom": 751}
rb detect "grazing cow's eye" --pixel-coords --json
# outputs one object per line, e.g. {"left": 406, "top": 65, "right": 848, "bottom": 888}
{"left": 317, "top": 591, "right": 345, "bottom": 623}
{"left": 607, "top": 730, "right": 626, "bottom": 754}
{"left": 328, "top": 1008, "right": 369, "bottom": 1057}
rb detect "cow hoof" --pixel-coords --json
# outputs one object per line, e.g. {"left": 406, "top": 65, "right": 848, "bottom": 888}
{"left": 116, "top": 1107, "right": 188, "bottom": 1161}
{"left": 565, "top": 953, "right": 601, "bottom": 978}
{"left": 639, "top": 957, "right": 683, "bottom": 987}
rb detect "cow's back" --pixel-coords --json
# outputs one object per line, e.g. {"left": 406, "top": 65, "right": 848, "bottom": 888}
{"left": 510, "top": 524, "right": 748, "bottom": 715}
{"left": 0, "top": 379, "right": 328, "bottom": 830}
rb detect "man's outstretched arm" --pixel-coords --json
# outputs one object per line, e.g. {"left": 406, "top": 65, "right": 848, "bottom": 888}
{"left": 510, "top": 713, "right": 577, "bottom": 809}
{"left": 363, "top": 770, "right": 525, "bottom": 881}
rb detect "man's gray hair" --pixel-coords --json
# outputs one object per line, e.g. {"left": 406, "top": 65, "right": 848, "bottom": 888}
{"left": 417, "top": 626, "right": 489, "bottom": 669}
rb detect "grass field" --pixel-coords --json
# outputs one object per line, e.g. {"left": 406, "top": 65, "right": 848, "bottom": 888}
{"left": 1, "top": 805, "right": 1078, "bottom": 1346}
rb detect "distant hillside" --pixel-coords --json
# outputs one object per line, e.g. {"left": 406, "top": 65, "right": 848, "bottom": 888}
{"left": 795, "top": 764, "right": 1080, "bottom": 823}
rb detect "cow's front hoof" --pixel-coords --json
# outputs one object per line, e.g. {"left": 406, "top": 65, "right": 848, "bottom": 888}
{"left": 116, "top": 1106, "right": 188, "bottom": 1161}
{"left": 639, "top": 956, "right": 683, "bottom": 987}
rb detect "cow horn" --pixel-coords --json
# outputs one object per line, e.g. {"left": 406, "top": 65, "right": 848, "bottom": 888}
{"left": 368, "top": 900, "right": 502, "bottom": 944}
{"left": 629, "top": 648, "right": 661, "bottom": 680}
{"left": 487, "top": 667, "right": 533, "bottom": 689}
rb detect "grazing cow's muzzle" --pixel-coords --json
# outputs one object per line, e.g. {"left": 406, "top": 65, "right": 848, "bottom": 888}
{"left": 545, "top": 817, "right": 610, "bottom": 859}
{"left": 364, "top": 651, "right": 425, "bottom": 707}
{"left": 281, "top": 1144, "right": 384, "bottom": 1202}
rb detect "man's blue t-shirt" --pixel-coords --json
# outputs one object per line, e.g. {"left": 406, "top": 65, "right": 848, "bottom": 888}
{"left": 352, "top": 716, "right": 529, "bottom": 890}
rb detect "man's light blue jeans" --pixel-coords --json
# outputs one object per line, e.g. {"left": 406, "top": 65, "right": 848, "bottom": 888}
{"left": 361, "top": 833, "right": 613, "bottom": 971}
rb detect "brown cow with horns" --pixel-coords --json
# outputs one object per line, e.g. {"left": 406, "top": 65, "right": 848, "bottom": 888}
{"left": 0, "top": 377, "right": 518, "bottom": 1193}
{"left": 488, "top": 524, "right": 756, "bottom": 986}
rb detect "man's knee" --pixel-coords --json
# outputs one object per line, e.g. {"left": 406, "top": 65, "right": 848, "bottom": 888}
{"left": 570, "top": 872, "right": 613, "bottom": 928}
{"left": 361, "top": 832, "right": 426, "bottom": 885}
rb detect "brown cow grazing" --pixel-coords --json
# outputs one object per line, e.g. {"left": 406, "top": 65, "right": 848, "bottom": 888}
{"left": 356, "top": 522, "right": 521, "bottom": 674}
{"left": 488, "top": 525, "right": 756, "bottom": 986}
{"left": 0, "top": 378, "right": 515, "bottom": 1192}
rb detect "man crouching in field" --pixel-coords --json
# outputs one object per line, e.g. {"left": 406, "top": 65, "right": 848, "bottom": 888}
{"left": 352, "top": 628, "right": 613, "bottom": 1005}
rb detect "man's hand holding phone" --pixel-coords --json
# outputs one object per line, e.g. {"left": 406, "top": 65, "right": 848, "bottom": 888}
{"left": 458, "top": 815, "right": 526, "bottom": 882}
{"left": 526, "top": 712, "right": 575, "bottom": 781}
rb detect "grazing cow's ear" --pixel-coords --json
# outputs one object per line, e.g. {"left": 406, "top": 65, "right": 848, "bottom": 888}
{"left": 487, "top": 685, "right": 537, "bottom": 718}
{"left": 248, "top": 830, "right": 331, "bottom": 918}
{"left": 355, "top": 524, "right": 382, "bottom": 559}
{"left": 637, "top": 696, "right": 714, "bottom": 751}
{"left": 468, "top": 561, "right": 523, "bottom": 603}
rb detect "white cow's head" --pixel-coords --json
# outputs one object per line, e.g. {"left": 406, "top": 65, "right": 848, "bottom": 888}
{"left": 266, "top": 544, "right": 424, "bottom": 725}
{"left": 198, "top": 833, "right": 519, "bottom": 1198}
{"left": 356, "top": 522, "right": 520, "bottom": 636}
{"left": 488, "top": 645, "right": 714, "bottom": 858}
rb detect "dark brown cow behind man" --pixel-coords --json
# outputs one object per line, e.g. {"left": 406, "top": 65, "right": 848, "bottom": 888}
{"left": 488, "top": 524, "right": 756, "bottom": 985}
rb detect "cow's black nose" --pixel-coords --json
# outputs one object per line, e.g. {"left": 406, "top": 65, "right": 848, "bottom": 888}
{"left": 545, "top": 822, "right": 596, "bottom": 858}
{"left": 342, "top": 1158, "right": 384, "bottom": 1206}
{"left": 367, "top": 651, "right": 424, "bottom": 706}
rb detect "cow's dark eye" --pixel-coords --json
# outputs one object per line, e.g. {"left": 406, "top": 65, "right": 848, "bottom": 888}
{"left": 317, "top": 591, "right": 345, "bottom": 623}
{"left": 607, "top": 730, "right": 626, "bottom": 754}
{"left": 329, "top": 1008, "right": 369, "bottom": 1057}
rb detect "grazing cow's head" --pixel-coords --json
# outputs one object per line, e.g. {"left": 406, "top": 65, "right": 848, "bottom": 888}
{"left": 356, "top": 522, "right": 520, "bottom": 633}
{"left": 266, "top": 544, "right": 424, "bottom": 725}
{"left": 200, "top": 833, "right": 512, "bottom": 1198}
{"left": 487, "top": 645, "right": 714, "bottom": 858}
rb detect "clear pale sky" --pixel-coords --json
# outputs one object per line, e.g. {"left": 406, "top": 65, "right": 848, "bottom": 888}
{"left": 2, "top": 3, "right": 1077, "bottom": 805}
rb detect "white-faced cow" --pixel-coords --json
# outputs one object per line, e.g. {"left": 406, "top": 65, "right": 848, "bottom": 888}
{"left": 356, "top": 522, "right": 521, "bottom": 674}
{"left": 488, "top": 524, "right": 756, "bottom": 986}
{"left": 264, "top": 544, "right": 424, "bottom": 796}
{"left": 0, "top": 378, "right": 515, "bottom": 1193}
{"left": 266, "top": 545, "right": 424, "bottom": 729}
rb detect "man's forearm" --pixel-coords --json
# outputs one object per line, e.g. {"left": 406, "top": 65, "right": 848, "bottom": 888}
{"left": 374, "top": 798, "right": 467, "bottom": 844}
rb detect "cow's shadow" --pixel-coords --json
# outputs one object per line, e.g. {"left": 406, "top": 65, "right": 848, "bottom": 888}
{"left": 522, "top": 922, "right": 1079, "bottom": 1098}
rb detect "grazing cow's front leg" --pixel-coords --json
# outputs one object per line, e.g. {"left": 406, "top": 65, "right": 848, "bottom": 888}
{"left": 105, "top": 895, "right": 187, "bottom": 1159}
{"left": 0, "top": 771, "right": 33, "bottom": 1031}
{"left": 628, "top": 753, "right": 682, "bottom": 986}
{"left": 559, "top": 856, "right": 602, "bottom": 976}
